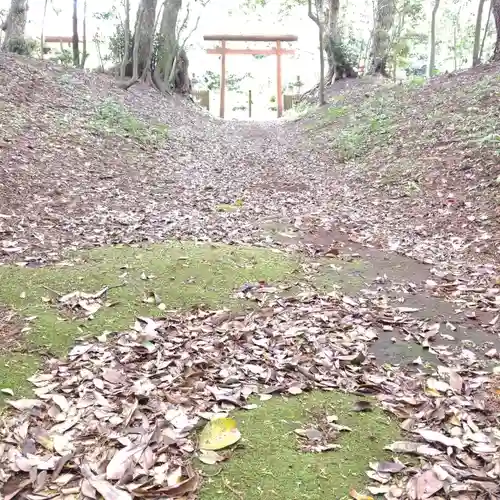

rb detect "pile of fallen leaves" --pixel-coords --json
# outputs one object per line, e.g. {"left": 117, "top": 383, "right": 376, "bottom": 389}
{"left": 1, "top": 289, "right": 499, "bottom": 499}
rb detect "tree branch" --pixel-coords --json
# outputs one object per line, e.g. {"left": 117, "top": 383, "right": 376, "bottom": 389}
{"left": 176, "top": 1, "right": 190, "bottom": 40}
{"left": 307, "top": 0, "right": 319, "bottom": 24}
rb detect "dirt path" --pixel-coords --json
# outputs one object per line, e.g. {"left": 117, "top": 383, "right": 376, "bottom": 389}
{"left": 261, "top": 219, "right": 500, "bottom": 367}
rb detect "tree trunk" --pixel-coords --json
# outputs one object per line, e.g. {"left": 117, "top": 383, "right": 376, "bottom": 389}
{"left": 427, "top": 0, "right": 441, "bottom": 77}
{"left": 307, "top": 0, "right": 326, "bottom": 105}
{"left": 40, "top": 0, "right": 48, "bottom": 59}
{"left": 324, "top": 0, "right": 339, "bottom": 84}
{"left": 141, "top": 1, "right": 163, "bottom": 86}
{"left": 322, "top": 0, "right": 356, "bottom": 83}
{"left": 452, "top": 6, "right": 461, "bottom": 71}
{"left": 171, "top": 47, "right": 190, "bottom": 92}
{"left": 453, "top": 21, "right": 457, "bottom": 71}
{"left": 80, "top": 0, "right": 87, "bottom": 68}
{"left": 1, "top": 0, "right": 29, "bottom": 53}
{"left": 120, "top": 5, "right": 143, "bottom": 90}
{"left": 473, "top": 0, "right": 487, "bottom": 66}
{"left": 318, "top": 19, "right": 326, "bottom": 104}
{"left": 154, "top": 0, "right": 182, "bottom": 89}
{"left": 493, "top": 0, "right": 500, "bottom": 61}
{"left": 120, "top": 0, "right": 130, "bottom": 78}
{"left": 72, "top": 0, "right": 80, "bottom": 66}
{"left": 480, "top": 1, "right": 493, "bottom": 61}
{"left": 369, "top": 0, "right": 395, "bottom": 75}
{"left": 133, "top": 0, "right": 158, "bottom": 76}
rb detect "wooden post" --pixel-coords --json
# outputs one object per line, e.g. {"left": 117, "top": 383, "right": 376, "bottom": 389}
{"left": 248, "top": 90, "right": 252, "bottom": 118}
{"left": 220, "top": 40, "right": 226, "bottom": 119}
{"left": 276, "top": 40, "right": 283, "bottom": 118}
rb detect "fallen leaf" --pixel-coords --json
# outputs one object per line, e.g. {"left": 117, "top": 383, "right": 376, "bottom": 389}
{"left": 349, "top": 488, "right": 374, "bottom": 500}
{"left": 81, "top": 464, "right": 132, "bottom": 500}
{"left": 198, "top": 449, "right": 224, "bottom": 465}
{"left": 376, "top": 461, "right": 405, "bottom": 473}
{"left": 106, "top": 443, "right": 146, "bottom": 480}
{"left": 385, "top": 441, "right": 442, "bottom": 457}
{"left": 407, "top": 469, "right": 443, "bottom": 499}
{"left": 7, "top": 398, "right": 42, "bottom": 410}
{"left": 199, "top": 417, "right": 241, "bottom": 451}
{"left": 417, "top": 429, "right": 464, "bottom": 449}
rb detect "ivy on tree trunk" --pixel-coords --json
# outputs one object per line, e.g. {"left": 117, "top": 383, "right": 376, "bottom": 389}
{"left": 369, "top": 0, "right": 395, "bottom": 76}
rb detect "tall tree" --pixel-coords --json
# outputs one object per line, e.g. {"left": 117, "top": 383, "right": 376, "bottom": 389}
{"left": 479, "top": 0, "right": 493, "bottom": 61}
{"left": 155, "top": 0, "right": 183, "bottom": 88}
{"left": 120, "top": 0, "right": 130, "bottom": 78}
{"left": 40, "top": 0, "right": 49, "bottom": 58}
{"left": 493, "top": 0, "right": 500, "bottom": 60}
{"left": 80, "top": 0, "right": 87, "bottom": 68}
{"left": 323, "top": 0, "right": 339, "bottom": 84}
{"left": 427, "top": 0, "right": 440, "bottom": 76}
{"left": 1, "top": 0, "right": 28, "bottom": 53}
{"left": 369, "top": 0, "right": 396, "bottom": 75}
{"left": 473, "top": 0, "right": 487, "bottom": 66}
{"left": 72, "top": 0, "right": 80, "bottom": 66}
{"left": 133, "top": 0, "right": 158, "bottom": 76}
{"left": 122, "top": 0, "right": 204, "bottom": 93}
{"left": 308, "top": 0, "right": 326, "bottom": 105}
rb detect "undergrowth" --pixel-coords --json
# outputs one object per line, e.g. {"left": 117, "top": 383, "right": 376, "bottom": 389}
{"left": 306, "top": 70, "right": 499, "bottom": 163}
{"left": 89, "top": 98, "right": 169, "bottom": 145}
{"left": 331, "top": 94, "right": 396, "bottom": 162}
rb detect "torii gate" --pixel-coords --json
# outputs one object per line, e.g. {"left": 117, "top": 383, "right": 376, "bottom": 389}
{"left": 203, "top": 34, "right": 298, "bottom": 119}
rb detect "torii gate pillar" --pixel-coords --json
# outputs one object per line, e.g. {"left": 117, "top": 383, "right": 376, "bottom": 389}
{"left": 204, "top": 34, "right": 298, "bottom": 119}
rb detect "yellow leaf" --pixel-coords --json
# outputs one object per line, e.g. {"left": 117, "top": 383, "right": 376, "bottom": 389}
{"left": 424, "top": 387, "right": 441, "bottom": 397}
{"left": 349, "top": 489, "right": 374, "bottom": 500}
{"left": 33, "top": 428, "right": 54, "bottom": 451}
{"left": 199, "top": 417, "right": 241, "bottom": 451}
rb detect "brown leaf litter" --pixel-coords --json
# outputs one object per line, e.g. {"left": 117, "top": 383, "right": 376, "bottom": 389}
{"left": 1, "top": 53, "right": 500, "bottom": 499}
{"left": 47, "top": 285, "right": 125, "bottom": 319}
{"left": 1, "top": 55, "right": 499, "bottom": 367}
{"left": 1, "top": 288, "right": 499, "bottom": 499}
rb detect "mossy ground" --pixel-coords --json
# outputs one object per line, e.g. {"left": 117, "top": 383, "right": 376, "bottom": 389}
{"left": 0, "top": 242, "right": 300, "bottom": 401}
{"left": 199, "top": 391, "right": 401, "bottom": 500}
{"left": 0, "top": 241, "right": 400, "bottom": 498}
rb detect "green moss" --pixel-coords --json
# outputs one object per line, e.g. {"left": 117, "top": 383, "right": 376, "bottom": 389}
{"left": 200, "top": 391, "right": 401, "bottom": 500}
{"left": 0, "top": 242, "right": 300, "bottom": 403}
{"left": 0, "top": 353, "right": 40, "bottom": 398}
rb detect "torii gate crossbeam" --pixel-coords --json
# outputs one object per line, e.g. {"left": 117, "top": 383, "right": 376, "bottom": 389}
{"left": 203, "top": 34, "right": 298, "bottom": 119}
